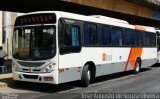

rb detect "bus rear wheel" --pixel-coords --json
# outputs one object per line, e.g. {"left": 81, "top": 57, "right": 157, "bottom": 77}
{"left": 134, "top": 60, "right": 141, "bottom": 74}
{"left": 81, "top": 64, "right": 91, "bottom": 87}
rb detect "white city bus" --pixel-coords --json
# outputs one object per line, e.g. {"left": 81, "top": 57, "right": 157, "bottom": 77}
{"left": 12, "top": 11, "right": 157, "bottom": 87}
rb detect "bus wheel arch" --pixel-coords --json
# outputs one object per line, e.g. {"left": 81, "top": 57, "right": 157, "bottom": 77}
{"left": 81, "top": 61, "right": 96, "bottom": 87}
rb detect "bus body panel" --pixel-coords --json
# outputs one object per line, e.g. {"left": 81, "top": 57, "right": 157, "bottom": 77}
{"left": 13, "top": 69, "right": 59, "bottom": 84}
{"left": 58, "top": 53, "right": 82, "bottom": 83}
{"left": 80, "top": 47, "right": 157, "bottom": 77}
{"left": 141, "top": 48, "right": 157, "bottom": 68}
{"left": 57, "top": 47, "right": 157, "bottom": 84}
{"left": 12, "top": 54, "right": 59, "bottom": 84}
{"left": 81, "top": 47, "right": 129, "bottom": 77}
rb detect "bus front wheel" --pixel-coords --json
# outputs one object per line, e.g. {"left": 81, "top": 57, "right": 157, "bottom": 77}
{"left": 81, "top": 64, "right": 91, "bottom": 87}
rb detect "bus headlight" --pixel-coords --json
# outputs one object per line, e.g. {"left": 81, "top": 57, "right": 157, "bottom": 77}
{"left": 43, "top": 65, "right": 53, "bottom": 73}
{"left": 12, "top": 63, "right": 20, "bottom": 71}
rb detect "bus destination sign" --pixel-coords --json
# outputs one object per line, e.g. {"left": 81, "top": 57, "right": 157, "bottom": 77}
{"left": 15, "top": 13, "right": 56, "bottom": 26}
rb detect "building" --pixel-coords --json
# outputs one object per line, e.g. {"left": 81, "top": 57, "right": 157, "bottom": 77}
{"left": 0, "top": 11, "right": 24, "bottom": 59}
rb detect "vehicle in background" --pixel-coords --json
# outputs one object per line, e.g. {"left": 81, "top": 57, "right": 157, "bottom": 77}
{"left": 156, "top": 29, "right": 160, "bottom": 63}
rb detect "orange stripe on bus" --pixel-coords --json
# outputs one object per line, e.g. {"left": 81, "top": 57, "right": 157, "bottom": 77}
{"left": 124, "top": 48, "right": 143, "bottom": 71}
{"left": 135, "top": 25, "right": 146, "bottom": 31}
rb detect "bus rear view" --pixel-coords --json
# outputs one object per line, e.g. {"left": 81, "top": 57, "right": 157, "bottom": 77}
{"left": 12, "top": 12, "right": 59, "bottom": 84}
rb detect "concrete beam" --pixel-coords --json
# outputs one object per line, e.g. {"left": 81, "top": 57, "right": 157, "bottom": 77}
{"left": 0, "top": 0, "right": 160, "bottom": 27}
{"left": 64, "top": 0, "right": 153, "bottom": 18}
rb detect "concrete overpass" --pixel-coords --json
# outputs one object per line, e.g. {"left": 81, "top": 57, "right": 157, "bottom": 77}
{"left": 1, "top": 0, "right": 160, "bottom": 27}
{"left": 1, "top": 0, "right": 160, "bottom": 59}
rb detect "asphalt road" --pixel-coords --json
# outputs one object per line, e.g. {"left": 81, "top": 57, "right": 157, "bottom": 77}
{"left": 1, "top": 64, "right": 160, "bottom": 99}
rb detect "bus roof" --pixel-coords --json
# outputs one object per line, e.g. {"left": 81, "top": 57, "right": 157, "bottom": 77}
{"left": 16, "top": 11, "right": 156, "bottom": 33}
{"left": 60, "top": 11, "right": 135, "bottom": 29}
{"left": 135, "top": 25, "right": 156, "bottom": 33}
{"left": 89, "top": 15, "right": 129, "bottom": 24}
{"left": 19, "top": 11, "right": 135, "bottom": 29}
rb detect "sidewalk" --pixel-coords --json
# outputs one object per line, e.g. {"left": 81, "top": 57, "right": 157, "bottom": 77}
{"left": 0, "top": 73, "right": 13, "bottom": 88}
{"left": 0, "top": 59, "right": 13, "bottom": 88}
{"left": 0, "top": 73, "right": 13, "bottom": 79}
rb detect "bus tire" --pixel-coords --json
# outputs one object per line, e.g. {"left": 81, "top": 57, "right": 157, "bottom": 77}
{"left": 81, "top": 64, "right": 91, "bottom": 87}
{"left": 134, "top": 60, "right": 141, "bottom": 74}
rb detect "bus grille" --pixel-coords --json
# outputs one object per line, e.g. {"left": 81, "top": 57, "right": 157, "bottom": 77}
{"left": 17, "top": 61, "right": 45, "bottom": 67}
{"left": 23, "top": 74, "right": 39, "bottom": 79}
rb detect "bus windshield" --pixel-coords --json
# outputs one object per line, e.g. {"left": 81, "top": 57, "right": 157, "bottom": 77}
{"left": 13, "top": 25, "right": 56, "bottom": 60}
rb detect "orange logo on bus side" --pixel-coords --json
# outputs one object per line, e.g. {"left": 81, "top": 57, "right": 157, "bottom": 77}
{"left": 102, "top": 53, "right": 107, "bottom": 61}
{"left": 102, "top": 53, "right": 112, "bottom": 61}
{"left": 102, "top": 53, "right": 107, "bottom": 60}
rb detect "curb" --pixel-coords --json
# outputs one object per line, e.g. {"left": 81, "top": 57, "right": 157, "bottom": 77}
{"left": 0, "top": 73, "right": 13, "bottom": 88}
{"left": 0, "top": 82, "right": 7, "bottom": 88}
{"left": 0, "top": 73, "right": 13, "bottom": 79}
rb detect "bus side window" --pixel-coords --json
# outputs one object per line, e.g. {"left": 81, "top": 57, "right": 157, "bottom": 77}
{"left": 150, "top": 33, "right": 156, "bottom": 47}
{"left": 84, "top": 23, "right": 98, "bottom": 46}
{"left": 146, "top": 32, "right": 150, "bottom": 46}
{"left": 123, "top": 29, "right": 134, "bottom": 46}
{"left": 112, "top": 27, "right": 123, "bottom": 46}
{"left": 71, "top": 25, "right": 80, "bottom": 47}
{"left": 98, "top": 25, "right": 111, "bottom": 46}
{"left": 64, "top": 25, "right": 71, "bottom": 46}
{"left": 133, "top": 30, "right": 138, "bottom": 46}
{"left": 146, "top": 32, "right": 156, "bottom": 47}
{"left": 143, "top": 32, "right": 147, "bottom": 46}
{"left": 137, "top": 31, "right": 143, "bottom": 46}
{"left": 59, "top": 19, "right": 66, "bottom": 46}
{"left": 59, "top": 19, "right": 81, "bottom": 54}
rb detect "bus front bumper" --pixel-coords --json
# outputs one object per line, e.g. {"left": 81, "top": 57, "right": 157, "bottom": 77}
{"left": 12, "top": 70, "right": 58, "bottom": 84}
